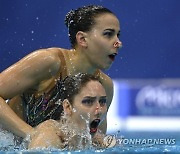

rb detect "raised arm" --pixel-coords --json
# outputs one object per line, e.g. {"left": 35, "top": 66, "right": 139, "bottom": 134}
{"left": 0, "top": 49, "right": 61, "bottom": 138}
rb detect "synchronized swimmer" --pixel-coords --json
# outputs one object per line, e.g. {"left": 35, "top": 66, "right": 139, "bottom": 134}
{"left": 0, "top": 5, "right": 122, "bottom": 149}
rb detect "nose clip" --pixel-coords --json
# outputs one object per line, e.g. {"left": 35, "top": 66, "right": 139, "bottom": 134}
{"left": 95, "top": 105, "right": 102, "bottom": 115}
{"left": 113, "top": 41, "right": 122, "bottom": 48}
{"left": 95, "top": 106, "right": 99, "bottom": 113}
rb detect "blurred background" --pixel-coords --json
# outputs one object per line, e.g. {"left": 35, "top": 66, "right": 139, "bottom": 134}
{"left": 0, "top": 0, "right": 180, "bottom": 134}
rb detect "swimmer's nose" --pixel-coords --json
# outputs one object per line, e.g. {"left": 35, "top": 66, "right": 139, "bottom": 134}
{"left": 113, "top": 40, "right": 122, "bottom": 49}
{"left": 95, "top": 103, "right": 102, "bottom": 116}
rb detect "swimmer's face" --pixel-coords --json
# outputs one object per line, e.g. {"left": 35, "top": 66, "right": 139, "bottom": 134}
{"left": 64, "top": 80, "right": 107, "bottom": 133}
{"left": 85, "top": 13, "right": 122, "bottom": 70}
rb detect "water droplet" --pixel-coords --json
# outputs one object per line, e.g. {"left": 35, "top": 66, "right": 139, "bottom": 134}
{"left": 72, "top": 108, "right": 76, "bottom": 112}
{"left": 69, "top": 20, "right": 74, "bottom": 24}
{"left": 135, "top": 19, "right": 138, "bottom": 23}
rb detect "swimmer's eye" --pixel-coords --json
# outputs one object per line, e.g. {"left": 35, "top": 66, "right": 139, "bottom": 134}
{"left": 82, "top": 98, "right": 94, "bottom": 106}
{"left": 99, "top": 98, "right": 107, "bottom": 106}
{"left": 103, "top": 31, "right": 114, "bottom": 38}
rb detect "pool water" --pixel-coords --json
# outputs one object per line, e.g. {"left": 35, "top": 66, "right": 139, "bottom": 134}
{"left": 0, "top": 131, "right": 180, "bottom": 153}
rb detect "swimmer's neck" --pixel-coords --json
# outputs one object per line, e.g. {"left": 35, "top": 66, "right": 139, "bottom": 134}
{"left": 70, "top": 49, "right": 98, "bottom": 75}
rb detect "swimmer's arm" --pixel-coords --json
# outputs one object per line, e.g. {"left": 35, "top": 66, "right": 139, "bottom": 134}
{"left": 29, "top": 120, "right": 63, "bottom": 149}
{"left": 0, "top": 49, "right": 61, "bottom": 137}
{"left": 0, "top": 49, "right": 61, "bottom": 98}
{"left": 0, "top": 96, "right": 33, "bottom": 138}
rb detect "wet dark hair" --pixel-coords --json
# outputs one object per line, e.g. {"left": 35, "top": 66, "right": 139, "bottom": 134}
{"left": 59, "top": 73, "right": 102, "bottom": 104}
{"left": 50, "top": 73, "right": 102, "bottom": 120}
{"left": 65, "top": 5, "right": 114, "bottom": 48}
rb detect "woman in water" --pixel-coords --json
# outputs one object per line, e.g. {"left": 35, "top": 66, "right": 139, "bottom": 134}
{"left": 0, "top": 5, "right": 122, "bottom": 139}
{"left": 28, "top": 73, "right": 107, "bottom": 149}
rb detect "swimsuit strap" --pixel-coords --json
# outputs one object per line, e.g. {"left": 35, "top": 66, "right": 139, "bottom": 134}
{"left": 58, "top": 49, "right": 68, "bottom": 80}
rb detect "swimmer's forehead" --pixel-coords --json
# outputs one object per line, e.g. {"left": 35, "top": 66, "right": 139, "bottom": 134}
{"left": 92, "top": 13, "right": 120, "bottom": 31}
{"left": 79, "top": 81, "right": 106, "bottom": 97}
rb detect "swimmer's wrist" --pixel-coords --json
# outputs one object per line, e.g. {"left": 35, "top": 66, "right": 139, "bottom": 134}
{"left": 20, "top": 125, "right": 34, "bottom": 139}
{"left": 24, "top": 127, "right": 35, "bottom": 141}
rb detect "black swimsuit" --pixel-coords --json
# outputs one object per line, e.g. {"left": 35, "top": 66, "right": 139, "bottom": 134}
{"left": 21, "top": 50, "right": 67, "bottom": 127}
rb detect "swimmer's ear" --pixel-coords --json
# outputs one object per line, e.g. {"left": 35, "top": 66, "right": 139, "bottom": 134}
{"left": 76, "top": 31, "right": 88, "bottom": 48}
{"left": 63, "top": 99, "right": 73, "bottom": 116}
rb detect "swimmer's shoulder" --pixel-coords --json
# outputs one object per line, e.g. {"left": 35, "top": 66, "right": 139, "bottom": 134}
{"left": 36, "top": 119, "right": 64, "bottom": 139}
{"left": 23, "top": 47, "right": 62, "bottom": 71}
{"left": 35, "top": 119, "right": 59, "bottom": 131}
{"left": 44, "top": 47, "right": 71, "bottom": 55}
{"left": 41, "top": 47, "right": 71, "bottom": 62}
{"left": 32, "top": 47, "right": 70, "bottom": 58}
{"left": 29, "top": 119, "right": 63, "bottom": 149}
{"left": 28, "top": 47, "right": 71, "bottom": 75}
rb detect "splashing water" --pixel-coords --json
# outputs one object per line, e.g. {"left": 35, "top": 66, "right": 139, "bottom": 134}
{"left": 57, "top": 114, "right": 93, "bottom": 150}
{"left": 1, "top": 127, "right": 180, "bottom": 153}
{"left": 0, "top": 126, "right": 15, "bottom": 150}
{"left": 0, "top": 125, "right": 27, "bottom": 151}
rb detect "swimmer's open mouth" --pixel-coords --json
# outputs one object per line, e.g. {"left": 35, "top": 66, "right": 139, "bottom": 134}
{"left": 108, "top": 53, "right": 117, "bottom": 61}
{"left": 90, "top": 119, "right": 101, "bottom": 134}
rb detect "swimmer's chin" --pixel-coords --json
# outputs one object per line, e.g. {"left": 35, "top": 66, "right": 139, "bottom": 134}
{"left": 98, "top": 63, "right": 113, "bottom": 71}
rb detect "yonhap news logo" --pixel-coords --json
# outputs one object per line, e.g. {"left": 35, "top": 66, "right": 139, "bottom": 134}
{"left": 118, "top": 138, "right": 176, "bottom": 145}
{"left": 103, "top": 135, "right": 176, "bottom": 148}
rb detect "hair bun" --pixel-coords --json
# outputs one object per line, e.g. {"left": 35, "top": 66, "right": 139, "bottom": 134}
{"left": 64, "top": 9, "right": 75, "bottom": 27}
